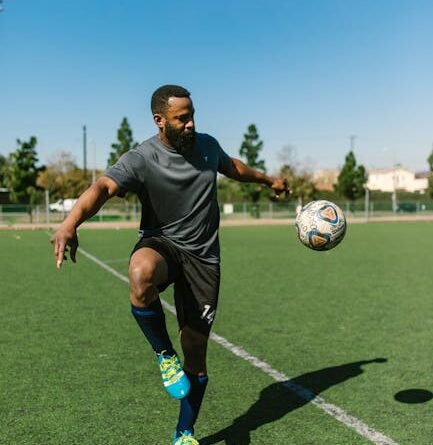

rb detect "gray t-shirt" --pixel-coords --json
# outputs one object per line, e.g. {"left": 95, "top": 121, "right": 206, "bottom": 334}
{"left": 104, "top": 133, "right": 232, "bottom": 263}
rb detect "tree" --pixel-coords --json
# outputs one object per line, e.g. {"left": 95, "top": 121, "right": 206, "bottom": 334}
{"left": 217, "top": 176, "right": 243, "bottom": 203}
{"left": 276, "top": 145, "right": 316, "bottom": 208}
{"left": 37, "top": 151, "right": 94, "bottom": 200}
{"left": 0, "top": 154, "right": 7, "bottom": 187}
{"left": 4, "top": 136, "right": 44, "bottom": 203}
{"left": 107, "top": 117, "right": 137, "bottom": 166}
{"left": 278, "top": 164, "right": 316, "bottom": 207}
{"left": 276, "top": 145, "right": 298, "bottom": 170}
{"left": 335, "top": 151, "right": 367, "bottom": 207}
{"left": 427, "top": 149, "right": 433, "bottom": 199}
{"left": 239, "top": 124, "right": 266, "bottom": 205}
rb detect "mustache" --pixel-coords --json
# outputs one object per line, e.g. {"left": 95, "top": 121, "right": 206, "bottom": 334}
{"left": 182, "top": 130, "right": 195, "bottom": 139}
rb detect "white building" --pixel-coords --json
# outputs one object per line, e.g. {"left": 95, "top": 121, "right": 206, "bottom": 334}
{"left": 312, "top": 169, "right": 339, "bottom": 191}
{"left": 366, "top": 166, "right": 428, "bottom": 193}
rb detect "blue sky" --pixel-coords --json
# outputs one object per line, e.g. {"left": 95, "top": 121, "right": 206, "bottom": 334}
{"left": 1, "top": 0, "right": 432, "bottom": 173}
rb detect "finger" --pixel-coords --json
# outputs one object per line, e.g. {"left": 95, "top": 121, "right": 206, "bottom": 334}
{"left": 53, "top": 237, "right": 59, "bottom": 258}
{"left": 70, "top": 241, "right": 78, "bottom": 263}
{"left": 56, "top": 246, "right": 65, "bottom": 269}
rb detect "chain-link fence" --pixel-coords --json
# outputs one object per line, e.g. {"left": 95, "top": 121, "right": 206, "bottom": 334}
{"left": 1, "top": 199, "right": 433, "bottom": 226}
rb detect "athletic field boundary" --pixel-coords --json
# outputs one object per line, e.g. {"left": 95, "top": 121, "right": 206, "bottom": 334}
{"left": 2, "top": 213, "right": 433, "bottom": 231}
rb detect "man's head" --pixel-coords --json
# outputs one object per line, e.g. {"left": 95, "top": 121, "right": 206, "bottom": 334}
{"left": 151, "top": 85, "right": 195, "bottom": 154}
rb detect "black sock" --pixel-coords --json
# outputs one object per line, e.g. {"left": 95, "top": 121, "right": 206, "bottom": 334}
{"left": 131, "top": 299, "right": 175, "bottom": 355}
{"left": 176, "top": 371, "right": 209, "bottom": 434}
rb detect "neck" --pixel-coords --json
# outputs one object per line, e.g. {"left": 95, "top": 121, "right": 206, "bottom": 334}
{"left": 158, "top": 132, "right": 173, "bottom": 148}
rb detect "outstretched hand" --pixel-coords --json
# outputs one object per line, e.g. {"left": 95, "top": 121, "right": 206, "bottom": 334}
{"left": 50, "top": 225, "right": 79, "bottom": 269}
{"left": 270, "top": 177, "right": 290, "bottom": 199}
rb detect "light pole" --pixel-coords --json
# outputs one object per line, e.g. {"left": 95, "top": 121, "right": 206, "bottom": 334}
{"left": 392, "top": 167, "right": 398, "bottom": 212}
{"left": 364, "top": 186, "right": 369, "bottom": 221}
{"left": 45, "top": 189, "right": 50, "bottom": 225}
{"left": 91, "top": 139, "right": 97, "bottom": 184}
{"left": 350, "top": 135, "right": 357, "bottom": 152}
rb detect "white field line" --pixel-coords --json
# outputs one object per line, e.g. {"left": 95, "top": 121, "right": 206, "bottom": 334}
{"left": 78, "top": 247, "right": 399, "bottom": 445}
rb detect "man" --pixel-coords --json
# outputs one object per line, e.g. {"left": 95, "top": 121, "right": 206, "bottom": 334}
{"left": 51, "top": 85, "right": 289, "bottom": 445}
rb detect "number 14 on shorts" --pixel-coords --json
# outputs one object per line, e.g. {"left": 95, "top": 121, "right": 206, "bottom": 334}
{"left": 201, "top": 305, "right": 216, "bottom": 324}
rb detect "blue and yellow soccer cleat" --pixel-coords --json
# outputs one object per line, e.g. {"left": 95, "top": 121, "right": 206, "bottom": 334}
{"left": 172, "top": 430, "right": 199, "bottom": 445}
{"left": 157, "top": 351, "right": 190, "bottom": 399}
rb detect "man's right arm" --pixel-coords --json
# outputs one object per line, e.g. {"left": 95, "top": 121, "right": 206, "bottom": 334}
{"left": 51, "top": 176, "right": 120, "bottom": 269}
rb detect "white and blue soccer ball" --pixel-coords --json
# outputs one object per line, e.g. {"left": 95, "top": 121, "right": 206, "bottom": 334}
{"left": 295, "top": 200, "right": 346, "bottom": 251}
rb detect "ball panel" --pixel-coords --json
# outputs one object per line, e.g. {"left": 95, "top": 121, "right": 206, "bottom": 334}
{"left": 317, "top": 205, "right": 338, "bottom": 224}
{"left": 308, "top": 229, "right": 331, "bottom": 250}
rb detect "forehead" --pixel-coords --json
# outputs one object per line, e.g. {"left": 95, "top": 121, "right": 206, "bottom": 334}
{"left": 165, "top": 96, "right": 193, "bottom": 116}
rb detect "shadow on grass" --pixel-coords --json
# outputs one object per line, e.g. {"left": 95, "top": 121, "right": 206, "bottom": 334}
{"left": 200, "top": 358, "right": 387, "bottom": 445}
{"left": 394, "top": 388, "right": 433, "bottom": 404}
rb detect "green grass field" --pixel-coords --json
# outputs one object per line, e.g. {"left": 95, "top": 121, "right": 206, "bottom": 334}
{"left": 2, "top": 223, "right": 433, "bottom": 445}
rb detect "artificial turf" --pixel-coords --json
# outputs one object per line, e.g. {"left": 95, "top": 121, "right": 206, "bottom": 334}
{"left": 1, "top": 222, "right": 433, "bottom": 444}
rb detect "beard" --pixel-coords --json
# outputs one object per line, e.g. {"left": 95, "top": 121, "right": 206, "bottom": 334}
{"left": 164, "top": 123, "right": 196, "bottom": 154}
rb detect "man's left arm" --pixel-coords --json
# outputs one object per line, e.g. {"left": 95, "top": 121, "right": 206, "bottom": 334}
{"left": 222, "top": 157, "right": 289, "bottom": 197}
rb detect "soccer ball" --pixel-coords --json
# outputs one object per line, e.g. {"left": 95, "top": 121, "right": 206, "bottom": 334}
{"left": 295, "top": 200, "right": 346, "bottom": 251}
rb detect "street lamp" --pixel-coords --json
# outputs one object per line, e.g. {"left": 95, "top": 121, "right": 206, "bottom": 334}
{"left": 392, "top": 167, "right": 398, "bottom": 212}
{"left": 364, "top": 186, "right": 369, "bottom": 221}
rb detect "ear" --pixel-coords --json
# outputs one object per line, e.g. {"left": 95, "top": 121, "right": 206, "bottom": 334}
{"left": 153, "top": 113, "right": 165, "bottom": 129}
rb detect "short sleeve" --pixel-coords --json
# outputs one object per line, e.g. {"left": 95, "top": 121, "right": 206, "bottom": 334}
{"left": 103, "top": 150, "right": 146, "bottom": 194}
{"left": 215, "top": 141, "right": 232, "bottom": 174}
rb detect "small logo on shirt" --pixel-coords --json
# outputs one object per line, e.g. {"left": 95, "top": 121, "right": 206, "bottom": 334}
{"left": 203, "top": 156, "right": 208, "bottom": 162}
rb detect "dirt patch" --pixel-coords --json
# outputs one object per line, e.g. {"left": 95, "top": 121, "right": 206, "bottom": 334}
{"left": 2, "top": 214, "right": 433, "bottom": 231}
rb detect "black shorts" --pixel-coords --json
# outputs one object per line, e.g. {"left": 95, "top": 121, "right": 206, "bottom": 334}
{"left": 131, "top": 236, "right": 220, "bottom": 335}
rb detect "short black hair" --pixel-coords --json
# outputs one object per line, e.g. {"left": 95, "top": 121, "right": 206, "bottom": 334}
{"left": 151, "top": 85, "right": 191, "bottom": 114}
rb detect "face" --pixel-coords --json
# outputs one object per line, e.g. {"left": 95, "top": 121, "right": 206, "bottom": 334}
{"left": 154, "top": 96, "right": 196, "bottom": 154}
